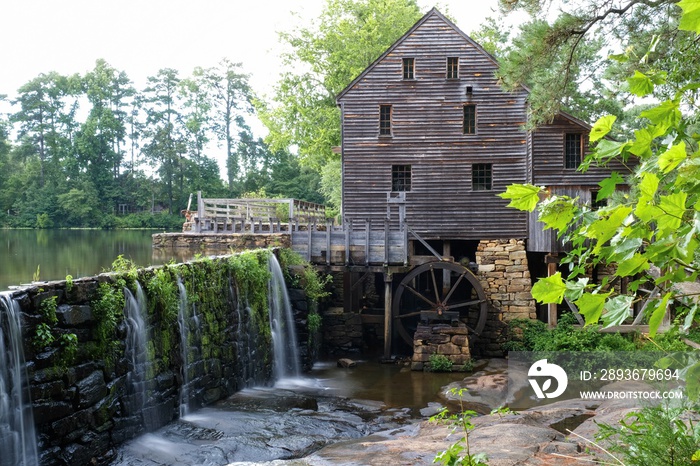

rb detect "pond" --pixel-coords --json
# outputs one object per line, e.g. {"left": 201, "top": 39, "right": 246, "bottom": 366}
{"left": 0, "top": 229, "right": 194, "bottom": 291}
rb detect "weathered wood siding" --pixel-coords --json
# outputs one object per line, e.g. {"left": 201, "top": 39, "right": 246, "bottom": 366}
{"left": 338, "top": 11, "right": 529, "bottom": 241}
{"left": 528, "top": 186, "right": 594, "bottom": 253}
{"left": 532, "top": 115, "right": 630, "bottom": 186}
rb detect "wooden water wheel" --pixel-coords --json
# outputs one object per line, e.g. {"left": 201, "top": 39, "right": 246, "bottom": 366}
{"left": 392, "top": 261, "right": 488, "bottom": 346}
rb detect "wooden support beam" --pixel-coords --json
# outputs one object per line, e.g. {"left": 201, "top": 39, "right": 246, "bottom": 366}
{"left": 442, "top": 240, "right": 451, "bottom": 296}
{"left": 384, "top": 272, "right": 393, "bottom": 360}
{"left": 546, "top": 254, "right": 558, "bottom": 328}
{"left": 365, "top": 219, "right": 370, "bottom": 266}
{"left": 326, "top": 220, "right": 332, "bottom": 266}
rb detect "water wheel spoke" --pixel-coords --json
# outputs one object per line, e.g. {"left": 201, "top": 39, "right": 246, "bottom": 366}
{"left": 402, "top": 283, "right": 437, "bottom": 308}
{"left": 396, "top": 310, "right": 427, "bottom": 319}
{"left": 443, "top": 271, "right": 467, "bottom": 303}
{"left": 429, "top": 266, "right": 440, "bottom": 304}
{"left": 447, "top": 299, "right": 484, "bottom": 310}
{"left": 464, "top": 323, "right": 480, "bottom": 335}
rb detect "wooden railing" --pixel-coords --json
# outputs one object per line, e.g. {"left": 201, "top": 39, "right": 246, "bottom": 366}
{"left": 185, "top": 192, "right": 328, "bottom": 233}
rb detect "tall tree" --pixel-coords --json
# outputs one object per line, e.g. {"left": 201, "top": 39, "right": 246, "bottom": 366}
{"left": 260, "top": 0, "right": 424, "bottom": 197}
{"left": 11, "top": 72, "right": 78, "bottom": 187}
{"left": 76, "top": 59, "right": 135, "bottom": 214}
{"left": 141, "top": 68, "right": 185, "bottom": 214}
{"left": 196, "top": 59, "right": 254, "bottom": 190}
{"left": 496, "top": 0, "right": 692, "bottom": 127}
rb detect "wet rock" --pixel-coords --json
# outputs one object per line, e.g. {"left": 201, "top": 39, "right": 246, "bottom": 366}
{"left": 337, "top": 358, "right": 356, "bottom": 368}
{"left": 76, "top": 370, "right": 108, "bottom": 409}
{"left": 419, "top": 402, "right": 444, "bottom": 418}
{"left": 56, "top": 304, "right": 93, "bottom": 326}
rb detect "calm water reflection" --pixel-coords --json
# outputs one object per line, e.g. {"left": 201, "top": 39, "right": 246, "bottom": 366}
{"left": 0, "top": 229, "right": 195, "bottom": 291}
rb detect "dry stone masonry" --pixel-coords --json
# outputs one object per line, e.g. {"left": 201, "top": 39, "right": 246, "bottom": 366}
{"left": 475, "top": 239, "right": 536, "bottom": 322}
{"left": 412, "top": 323, "right": 471, "bottom": 371}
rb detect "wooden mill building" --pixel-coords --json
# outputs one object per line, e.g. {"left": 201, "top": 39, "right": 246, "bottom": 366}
{"left": 179, "top": 8, "right": 631, "bottom": 360}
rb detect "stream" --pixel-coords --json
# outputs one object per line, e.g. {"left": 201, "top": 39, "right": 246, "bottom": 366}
{"left": 111, "top": 360, "right": 467, "bottom": 465}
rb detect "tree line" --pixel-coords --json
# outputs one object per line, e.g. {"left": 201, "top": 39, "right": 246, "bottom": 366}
{"left": 0, "top": 59, "right": 323, "bottom": 229}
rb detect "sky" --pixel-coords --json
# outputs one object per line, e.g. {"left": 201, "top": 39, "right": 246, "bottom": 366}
{"left": 0, "top": 0, "right": 525, "bottom": 171}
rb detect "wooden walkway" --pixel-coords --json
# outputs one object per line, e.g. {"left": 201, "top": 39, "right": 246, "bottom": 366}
{"left": 185, "top": 192, "right": 411, "bottom": 268}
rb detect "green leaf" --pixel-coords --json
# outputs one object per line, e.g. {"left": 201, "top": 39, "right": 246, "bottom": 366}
{"left": 538, "top": 198, "right": 576, "bottom": 234}
{"left": 627, "top": 71, "right": 655, "bottom": 97}
{"left": 594, "top": 139, "right": 629, "bottom": 161}
{"left": 564, "top": 277, "right": 589, "bottom": 301}
{"left": 603, "top": 237, "right": 643, "bottom": 263}
{"left": 640, "top": 100, "right": 681, "bottom": 127}
{"left": 638, "top": 172, "right": 659, "bottom": 200}
{"left": 531, "top": 272, "right": 566, "bottom": 304}
{"left": 678, "top": 0, "right": 700, "bottom": 34}
{"left": 616, "top": 253, "right": 649, "bottom": 277}
{"left": 658, "top": 141, "right": 687, "bottom": 173}
{"left": 657, "top": 192, "right": 687, "bottom": 235}
{"left": 648, "top": 292, "right": 671, "bottom": 338}
{"left": 498, "top": 184, "right": 542, "bottom": 212}
{"left": 685, "top": 361, "right": 700, "bottom": 402}
{"left": 585, "top": 205, "right": 633, "bottom": 254}
{"left": 597, "top": 172, "right": 624, "bottom": 201}
{"left": 693, "top": 449, "right": 700, "bottom": 462}
{"left": 575, "top": 292, "right": 610, "bottom": 326}
{"left": 602, "top": 295, "right": 634, "bottom": 327}
{"left": 629, "top": 127, "right": 653, "bottom": 158}
{"left": 589, "top": 115, "right": 617, "bottom": 142}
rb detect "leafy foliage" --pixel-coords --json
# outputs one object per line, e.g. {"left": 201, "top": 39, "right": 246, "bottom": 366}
{"left": 430, "top": 388, "right": 488, "bottom": 465}
{"left": 597, "top": 404, "right": 700, "bottom": 466}
{"left": 428, "top": 354, "right": 454, "bottom": 372}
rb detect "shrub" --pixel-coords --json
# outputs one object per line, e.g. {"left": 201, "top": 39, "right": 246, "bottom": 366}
{"left": 428, "top": 353, "right": 453, "bottom": 372}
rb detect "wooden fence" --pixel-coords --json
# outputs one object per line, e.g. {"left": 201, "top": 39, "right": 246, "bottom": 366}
{"left": 185, "top": 192, "right": 327, "bottom": 233}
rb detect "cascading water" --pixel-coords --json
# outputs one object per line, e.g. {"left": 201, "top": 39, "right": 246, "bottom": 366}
{"left": 177, "top": 277, "right": 191, "bottom": 417}
{"left": 0, "top": 292, "right": 39, "bottom": 466}
{"left": 268, "top": 254, "right": 301, "bottom": 380}
{"left": 123, "top": 282, "right": 150, "bottom": 429}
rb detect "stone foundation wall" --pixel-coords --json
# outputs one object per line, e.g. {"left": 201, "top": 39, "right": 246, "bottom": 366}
{"left": 412, "top": 324, "right": 471, "bottom": 371}
{"left": 152, "top": 232, "right": 290, "bottom": 251}
{"left": 0, "top": 250, "right": 312, "bottom": 466}
{"left": 475, "top": 239, "right": 537, "bottom": 356}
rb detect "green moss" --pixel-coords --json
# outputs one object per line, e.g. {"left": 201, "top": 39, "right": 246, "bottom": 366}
{"left": 91, "top": 281, "right": 125, "bottom": 369}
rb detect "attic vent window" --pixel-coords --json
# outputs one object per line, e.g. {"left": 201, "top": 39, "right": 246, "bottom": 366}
{"left": 565, "top": 133, "right": 583, "bottom": 169}
{"left": 379, "top": 104, "right": 392, "bottom": 136}
{"left": 463, "top": 104, "right": 476, "bottom": 134}
{"left": 466, "top": 86, "right": 473, "bottom": 98}
{"left": 403, "top": 57, "right": 415, "bottom": 80}
{"left": 392, "top": 164, "right": 411, "bottom": 192}
{"left": 447, "top": 57, "right": 459, "bottom": 79}
{"left": 472, "top": 163, "right": 492, "bottom": 191}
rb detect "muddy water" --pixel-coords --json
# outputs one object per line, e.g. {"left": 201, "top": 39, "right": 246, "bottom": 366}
{"left": 112, "top": 360, "right": 467, "bottom": 465}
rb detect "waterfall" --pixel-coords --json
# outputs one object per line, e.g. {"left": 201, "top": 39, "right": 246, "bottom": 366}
{"left": 268, "top": 254, "right": 301, "bottom": 380}
{"left": 0, "top": 293, "right": 39, "bottom": 466}
{"left": 123, "top": 283, "right": 150, "bottom": 429}
{"left": 177, "top": 277, "right": 190, "bottom": 418}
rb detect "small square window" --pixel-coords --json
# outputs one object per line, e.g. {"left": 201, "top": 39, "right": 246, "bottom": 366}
{"left": 447, "top": 57, "right": 459, "bottom": 79}
{"left": 463, "top": 104, "right": 476, "bottom": 134}
{"left": 380, "top": 104, "right": 392, "bottom": 136}
{"left": 392, "top": 165, "right": 411, "bottom": 192}
{"left": 402, "top": 57, "right": 414, "bottom": 80}
{"left": 472, "top": 164, "right": 492, "bottom": 191}
{"left": 565, "top": 133, "right": 582, "bottom": 169}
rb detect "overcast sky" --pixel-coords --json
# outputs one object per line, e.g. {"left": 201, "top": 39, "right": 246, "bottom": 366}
{"left": 0, "top": 0, "right": 524, "bottom": 99}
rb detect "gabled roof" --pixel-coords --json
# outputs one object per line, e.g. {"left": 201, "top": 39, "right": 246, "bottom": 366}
{"left": 335, "top": 7, "right": 593, "bottom": 131}
{"left": 336, "top": 8, "right": 500, "bottom": 103}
